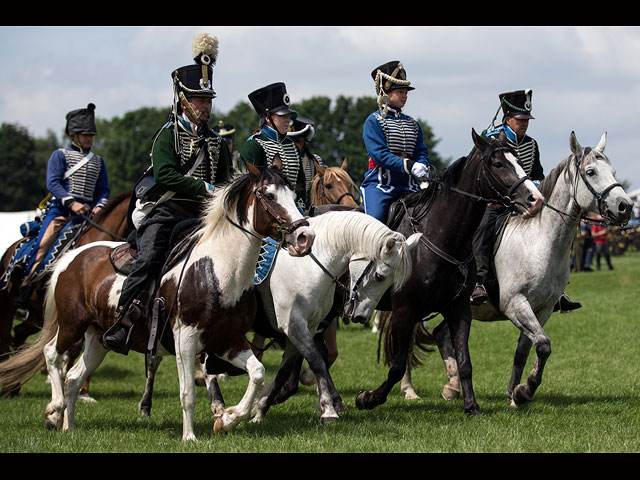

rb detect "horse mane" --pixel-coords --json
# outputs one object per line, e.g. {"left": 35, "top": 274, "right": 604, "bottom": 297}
{"left": 538, "top": 156, "right": 571, "bottom": 200}
{"left": 308, "top": 211, "right": 413, "bottom": 290}
{"left": 197, "top": 168, "right": 293, "bottom": 242}
{"left": 92, "top": 191, "right": 132, "bottom": 222}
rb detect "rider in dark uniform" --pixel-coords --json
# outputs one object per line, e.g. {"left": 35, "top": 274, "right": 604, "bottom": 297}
{"left": 286, "top": 115, "right": 325, "bottom": 209}
{"left": 239, "top": 82, "right": 308, "bottom": 210}
{"left": 103, "top": 33, "right": 232, "bottom": 354}
{"left": 470, "top": 89, "right": 581, "bottom": 313}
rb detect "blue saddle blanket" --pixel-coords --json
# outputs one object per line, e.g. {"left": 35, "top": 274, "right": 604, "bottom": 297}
{"left": 253, "top": 238, "right": 281, "bottom": 285}
{"left": 0, "top": 217, "right": 84, "bottom": 290}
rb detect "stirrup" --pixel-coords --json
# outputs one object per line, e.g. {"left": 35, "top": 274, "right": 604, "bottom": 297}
{"left": 470, "top": 283, "right": 488, "bottom": 305}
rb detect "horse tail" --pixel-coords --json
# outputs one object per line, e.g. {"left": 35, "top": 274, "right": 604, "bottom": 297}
{"left": 377, "top": 311, "right": 435, "bottom": 367}
{"left": 0, "top": 280, "right": 59, "bottom": 392}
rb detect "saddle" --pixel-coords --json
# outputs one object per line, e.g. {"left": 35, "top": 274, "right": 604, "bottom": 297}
{"left": 108, "top": 218, "right": 201, "bottom": 356}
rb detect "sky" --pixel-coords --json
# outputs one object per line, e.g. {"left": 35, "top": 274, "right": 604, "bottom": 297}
{"left": 1, "top": 25, "right": 640, "bottom": 195}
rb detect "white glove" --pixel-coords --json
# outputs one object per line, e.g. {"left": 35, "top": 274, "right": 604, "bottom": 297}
{"left": 411, "top": 162, "right": 430, "bottom": 181}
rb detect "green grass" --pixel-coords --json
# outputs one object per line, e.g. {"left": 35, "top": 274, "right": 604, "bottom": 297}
{"left": 1, "top": 250, "right": 639, "bottom": 452}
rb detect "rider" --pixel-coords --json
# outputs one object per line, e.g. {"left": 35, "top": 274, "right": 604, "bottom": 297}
{"left": 360, "top": 60, "right": 430, "bottom": 223}
{"left": 239, "top": 82, "right": 308, "bottom": 210}
{"left": 286, "top": 115, "right": 325, "bottom": 209}
{"left": 103, "top": 33, "right": 232, "bottom": 355}
{"left": 213, "top": 120, "right": 245, "bottom": 175}
{"left": 14, "top": 103, "right": 110, "bottom": 320}
{"left": 470, "top": 89, "right": 581, "bottom": 313}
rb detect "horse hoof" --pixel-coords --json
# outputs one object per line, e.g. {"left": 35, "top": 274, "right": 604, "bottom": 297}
{"left": 299, "top": 370, "right": 316, "bottom": 386}
{"left": 356, "top": 391, "right": 375, "bottom": 410}
{"left": 213, "top": 417, "right": 227, "bottom": 435}
{"left": 78, "top": 393, "right": 97, "bottom": 404}
{"left": 512, "top": 384, "right": 532, "bottom": 406}
{"left": 321, "top": 414, "right": 339, "bottom": 424}
{"left": 442, "top": 385, "right": 460, "bottom": 401}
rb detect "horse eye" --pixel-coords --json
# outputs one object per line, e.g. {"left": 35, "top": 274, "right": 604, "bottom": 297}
{"left": 265, "top": 193, "right": 275, "bottom": 200}
{"left": 374, "top": 272, "right": 385, "bottom": 282}
{"left": 493, "top": 161, "right": 503, "bottom": 168}
{"left": 325, "top": 183, "right": 333, "bottom": 189}
{"left": 586, "top": 168, "right": 596, "bottom": 176}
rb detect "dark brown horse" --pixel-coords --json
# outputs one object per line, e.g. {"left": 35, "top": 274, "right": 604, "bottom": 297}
{"left": 0, "top": 191, "right": 132, "bottom": 396}
{"left": 0, "top": 164, "right": 314, "bottom": 441}
{"left": 354, "top": 129, "right": 545, "bottom": 416}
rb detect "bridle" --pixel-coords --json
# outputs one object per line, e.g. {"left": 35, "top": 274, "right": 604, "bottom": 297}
{"left": 227, "top": 183, "right": 309, "bottom": 246}
{"left": 545, "top": 149, "right": 625, "bottom": 226}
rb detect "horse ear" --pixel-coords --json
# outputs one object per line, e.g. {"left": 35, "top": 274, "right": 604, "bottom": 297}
{"left": 405, "top": 232, "right": 422, "bottom": 251}
{"left": 271, "top": 154, "right": 283, "bottom": 171}
{"left": 472, "top": 128, "right": 488, "bottom": 151}
{"left": 244, "top": 159, "right": 261, "bottom": 177}
{"left": 340, "top": 157, "right": 349, "bottom": 171}
{"left": 569, "top": 131, "right": 583, "bottom": 157}
{"left": 595, "top": 132, "right": 607, "bottom": 153}
{"left": 313, "top": 157, "right": 325, "bottom": 176}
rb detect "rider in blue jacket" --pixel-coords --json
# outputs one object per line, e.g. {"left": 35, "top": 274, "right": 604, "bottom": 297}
{"left": 360, "top": 61, "right": 430, "bottom": 223}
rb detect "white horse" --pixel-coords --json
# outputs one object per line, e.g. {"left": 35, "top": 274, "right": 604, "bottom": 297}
{"left": 0, "top": 165, "right": 315, "bottom": 441}
{"left": 248, "top": 210, "right": 419, "bottom": 423}
{"left": 404, "top": 132, "right": 633, "bottom": 406}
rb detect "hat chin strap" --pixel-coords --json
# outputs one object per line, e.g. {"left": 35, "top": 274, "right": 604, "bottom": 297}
{"left": 178, "top": 92, "right": 202, "bottom": 125}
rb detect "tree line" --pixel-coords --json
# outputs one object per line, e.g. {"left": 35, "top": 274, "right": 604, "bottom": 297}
{"left": 0, "top": 95, "right": 450, "bottom": 212}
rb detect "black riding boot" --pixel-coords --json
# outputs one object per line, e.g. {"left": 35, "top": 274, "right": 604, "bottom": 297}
{"left": 553, "top": 293, "right": 582, "bottom": 313}
{"left": 103, "top": 294, "right": 148, "bottom": 355}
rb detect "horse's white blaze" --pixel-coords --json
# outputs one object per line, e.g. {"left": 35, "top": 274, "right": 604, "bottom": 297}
{"left": 504, "top": 151, "right": 541, "bottom": 197}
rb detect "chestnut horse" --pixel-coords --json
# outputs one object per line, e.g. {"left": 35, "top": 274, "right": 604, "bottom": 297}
{"left": 0, "top": 191, "right": 132, "bottom": 396}
{"left": 0, "top": 164, "right": 315, "bottom": 441}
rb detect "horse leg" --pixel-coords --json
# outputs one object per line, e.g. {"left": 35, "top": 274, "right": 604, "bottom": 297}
{"left": 214, "top": 349, "right": 265, "bottom": 434}
{"left": 287, "top": 322, "right": 344, "bottom": 421}
{"left": 505, "top": 304, "right": 552, "bottom": 407}
{"left": 355, "top": 308, "right": 414, "bottom": 410}
{"left": 199, "top": 363, "right": 226, "bottom": 418}
{"left": 139, "top": 354, "right": 163, "bottom": 417}
{"left": 174, "top": 325, "right": 200, "bottom": 441}
{"left": 63, "top": 327, "right": 108, "bottom": 431}
{"left": 443, "top": 304, "right": 479, "bottom": 415}
{"left": 251, "top": 342, "right": 302, "bottom": 423}
{"left": 506, "top": 331, "right": 532, "bottom": 404}
{"left": 432, "top": 320, "right": 461, "bottom": 400}
{"left": 43, "top": 330, "right": 66, "bottom": 429}
{"left": 400, "top": 324, "right": 420, "bottom": 401}
{"left": 272, "top": 353, "right": 304, "bottom": 404}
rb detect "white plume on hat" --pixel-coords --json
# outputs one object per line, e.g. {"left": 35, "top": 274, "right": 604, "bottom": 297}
{"left": 192, "top": 33, "right": 219, "bottom": 65}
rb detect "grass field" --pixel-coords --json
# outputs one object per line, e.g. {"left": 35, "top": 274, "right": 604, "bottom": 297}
{"left": 1, "top": 250, "right": 638, "bottom": 453}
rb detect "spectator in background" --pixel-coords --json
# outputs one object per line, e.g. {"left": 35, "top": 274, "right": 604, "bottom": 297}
{"left": 592, "top": 217, "right": 613, "bottom": 270}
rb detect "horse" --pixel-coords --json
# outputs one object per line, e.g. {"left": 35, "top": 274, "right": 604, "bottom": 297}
{"left": 0, "top": 191, "right": 132, "bottom": 396}
{"left": 247, "top": 210, "right": 420, "bottom": 424}
{"left": 136, "top": 157, "right": 363, "bottom": 418}
{"left": 403, "top": 131, "right": 633, "bottom": 407}
{"left": 354, "top": 128, "right": 545, "bottom": 416}
{"left": 0, "top": 163, "right": 315, "bottom": 441}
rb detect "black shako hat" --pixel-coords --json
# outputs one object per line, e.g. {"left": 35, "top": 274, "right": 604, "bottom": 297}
{"left": 248, "top": 82, "right": 296, "bottom": 117}
{"left": 65, "top": 103, "right": 97, "bottom": 136}
{"left": 499, "top": 89, "right": 535, "bottom": 120}
{"left": 172, "top": 33, "right": 219, "bottom": 99}
{"left": 371, "top": 60, "right": 415, "bottom": 92}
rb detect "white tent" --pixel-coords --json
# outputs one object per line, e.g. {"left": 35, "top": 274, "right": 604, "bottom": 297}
{"left": 0, "top": 210, "right": 38, "bottom": 253}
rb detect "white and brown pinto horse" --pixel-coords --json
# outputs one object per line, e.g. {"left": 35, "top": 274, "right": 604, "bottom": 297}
{"left": 0, "top": 163, "right": 314, "bottom": 441}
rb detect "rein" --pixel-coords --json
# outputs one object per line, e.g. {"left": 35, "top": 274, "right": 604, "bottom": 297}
{"left": 79, "top": 213, "right": 127, "bottom": 242}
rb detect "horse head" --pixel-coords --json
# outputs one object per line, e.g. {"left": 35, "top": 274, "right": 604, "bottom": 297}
{"left": 243, "top": 159, "right": 315, "bottom": 256}
{"left": 310, "top": 157, "right": 360, "bottom": 207}
{"left": 470, "top": 128, "right": 545, "bottom": 217}
{"left": 569, "top": 131, "right": 633, "bottom": 225}
{"left": 343, "top": 231, "right": 421, "bottom": 323}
